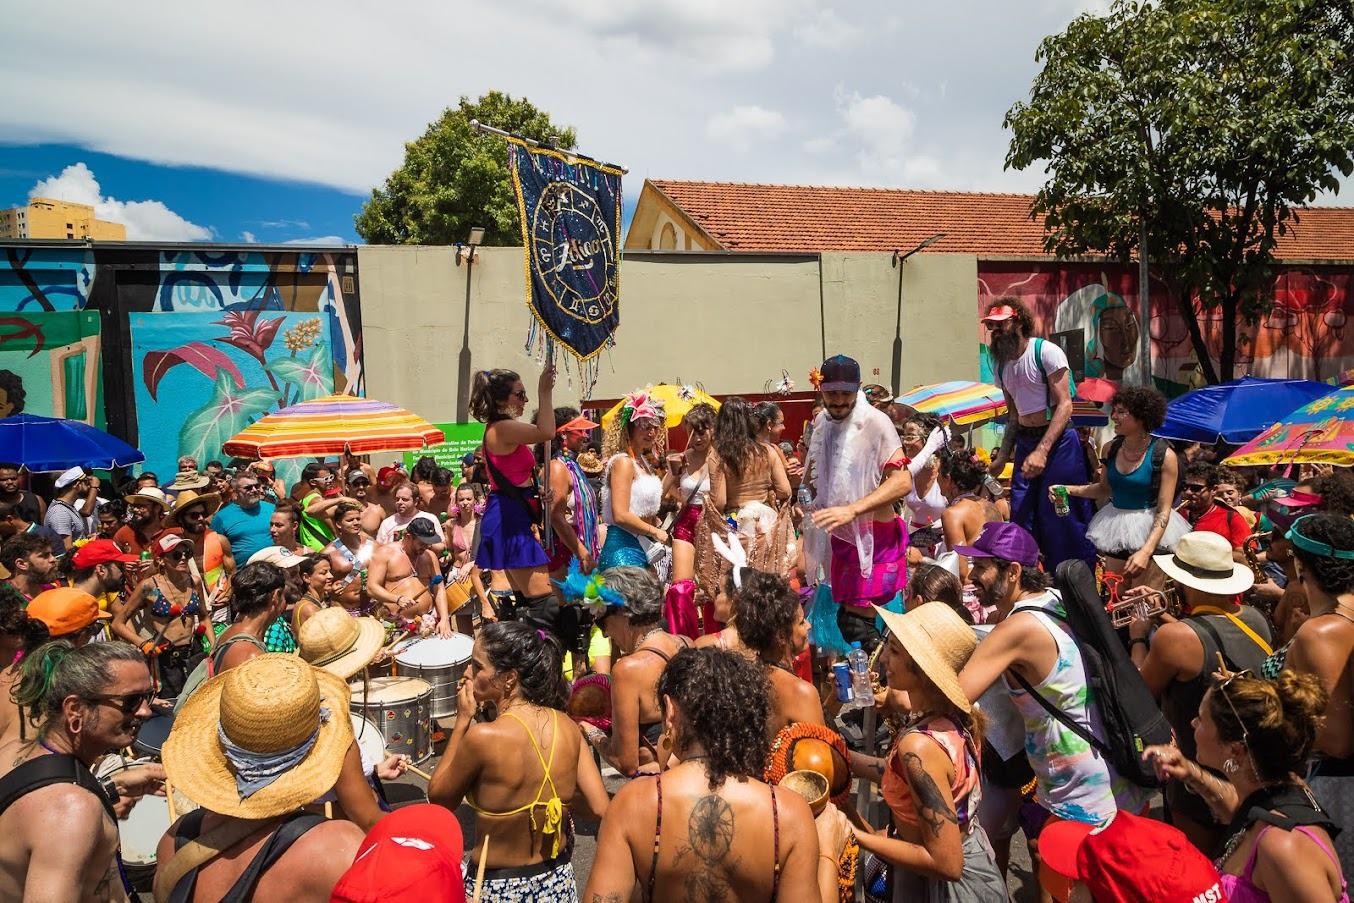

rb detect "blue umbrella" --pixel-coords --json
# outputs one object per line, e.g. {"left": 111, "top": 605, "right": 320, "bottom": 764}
{"left": 1156, "top": 376, "right": 1338, "bottom": 445}
{"left": 0, "top": 414, "right": 144, "bottom": 472}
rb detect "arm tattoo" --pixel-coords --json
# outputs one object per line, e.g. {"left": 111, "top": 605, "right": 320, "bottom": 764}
{"left": 675, "top": 794, "right": 738, "bottom": 901}
{"left": 902, "top": 751, "right": 958, "bottom": 838}
{"left": 1152, "top": 511, "right": 1170, "bottom": 532}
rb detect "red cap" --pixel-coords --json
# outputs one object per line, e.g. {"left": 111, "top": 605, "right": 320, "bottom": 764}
{"left": 329, "top": 804, "right": 465, "bottom": 903}
{"left": 70, "top": 539, "right": 137, "bottom": 569}
{"left": 377, "top": 465, "right": 404, "bottom": 488}
{"left": 981, "top": 304, "right": 1018, "bottom": 323}
{"left": 1040, "top": 811, "right": 1226, "bottom": 903}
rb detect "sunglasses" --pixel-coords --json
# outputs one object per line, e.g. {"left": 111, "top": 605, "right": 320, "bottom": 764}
{"left": 349, "top": 479, "right": 370, "bottom": 487}
{"left": 1183, "top": 483, "right": 1208, "bottom": 492}
{"left": 166, "top": 549, "right": 193, "bottom": 561}
{"left": 236, "top": 484, "right": 262, "bottom": 493}
{"left": 511, "top": 390, "right": 529, "bottom": 400}
{"left": 85, "top": 689, "right": 154, "bottom": 715}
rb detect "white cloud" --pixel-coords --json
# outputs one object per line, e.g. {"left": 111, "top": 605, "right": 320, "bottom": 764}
{"left": 793, "top": 9, "right": 862, "bottom": 49}
{"left": 259, "top": 218, "right": 309, "bottom": 230}
{"left": 283, "top": 235, "right": 348, "bottom": 246}
{"left": 706, "top": 106, "right": 787, "bottom": 152}
{"left": 240, "top": 230, "right": 257, "bottom": 243}
{"left": 28, "top": 162, "right": 212, "bottom": 241}
{"left": 803, "top": 136, "right": 838, "bottom": 155}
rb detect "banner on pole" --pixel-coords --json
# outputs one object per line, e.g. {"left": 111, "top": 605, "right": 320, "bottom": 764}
{"left": 506, "top": 139, "right": 623, "bottom": 389}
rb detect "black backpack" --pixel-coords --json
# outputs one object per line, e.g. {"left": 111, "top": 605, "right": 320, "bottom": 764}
{"left": 1009, "top": 560, "right": 1173, "bottom": 789}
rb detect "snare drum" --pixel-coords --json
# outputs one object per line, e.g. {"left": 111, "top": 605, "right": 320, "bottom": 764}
{"left": 350, "top": 713, "right": 387, "bottom": 772}
{"left": 347, "top": 676, "right": 433, "bottom": 764}
{"left": 132, "top": 709, "right": 175, "bottom": 759}
{"left": 393, "top": 633, "right": 473, "bottom": 719}
{"left": 444, "top": 577, "right": 474, "bottom": 616}
{"left": 96, "top": 755, "right": 196, "bottom": 888}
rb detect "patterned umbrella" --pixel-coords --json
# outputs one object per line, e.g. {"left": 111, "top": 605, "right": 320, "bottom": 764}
{"left": 222, "top": 395, "right": 444, "bottom": 460}
{"left": 599, "top": 384, "right": 722, "bottom": 430}
{"left": 895, "top": 381, "right": 1006, "bottom": 426}
{"left": 1225, "top": 385, "right": 1354, "bottom": 467}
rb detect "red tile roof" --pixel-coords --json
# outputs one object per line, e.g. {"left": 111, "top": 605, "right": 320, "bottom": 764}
{"left": 648, "top": 179, "right": 1354, "bottom": 261}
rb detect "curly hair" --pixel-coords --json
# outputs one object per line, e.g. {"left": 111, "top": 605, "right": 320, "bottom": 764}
{"left": 902, "top": 411, "right": 942, "bottom": 439}
{"left": 1110, "top": 386, "right": 1168, "bottom": 433}
{"left": 549, "top": 406, "right": 580, "bottom": 456}
{"left": 1289, "top": 513, "right": 1354, "bottom": 595}
{"left": 712, "top": 397, "right": 761, "bottom": 480}
{"left": 469, "top": 369, "right": 520, "bottom": 423}
{"left": 938, "top": 448, "right": 985, "bottom": 493}
{"left": 0, "top": 533, "right": 51, "bottom": 572}
{"left": 985, "top": 297, "right": 1035, "bottom": 338}
{"left": 480, "top": 621, "right": 567, "bottom": 710}
{"left": 0, "top": 371, "right": 25, "bottom": 415}
{"left": 1208, "top": 670, "right": 1327, "bottom": 782}
{"left": 332, "top": 500, "right": 363, "bottom": 525}
{"left": 657, "top": 647, "right": 771, "bottom": 790}
{"left": 1312, "top": 469, "right": 1354, "bottom": 517}
{"left": 0, "top": 583, "right": 47, "bottom": 652}
{"left": 732, "top": 571, "right": 800, "bottom": 658}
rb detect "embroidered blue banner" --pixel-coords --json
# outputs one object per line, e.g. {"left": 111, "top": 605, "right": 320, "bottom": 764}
{"left": 507, "top": 139, "right": 623, "bottom": 370}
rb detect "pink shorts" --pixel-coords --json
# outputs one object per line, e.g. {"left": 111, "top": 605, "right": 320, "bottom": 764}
{"left": 830, "top": 518, "right": 907, "bottom": 609}
{"left": 672, "top": 503, "right": 702, "bottom": 544}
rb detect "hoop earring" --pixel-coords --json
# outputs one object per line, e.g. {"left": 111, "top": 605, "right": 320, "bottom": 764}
{"left": 1223, "top": 758, "right": 1239, "bottom": 774}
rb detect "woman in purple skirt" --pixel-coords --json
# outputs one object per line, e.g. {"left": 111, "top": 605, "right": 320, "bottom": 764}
{"left": 472, "top": 366, "right": 571, "bottom": 632}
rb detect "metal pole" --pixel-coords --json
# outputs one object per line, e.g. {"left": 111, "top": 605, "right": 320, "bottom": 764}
{"left": 890, "top": 254, "right": 905, "bottom": 397}
{"left": 1139, "top": 223, "right": 1152, "bottom": 388}
{"left": 469, "top": 119, "right": 629, "bottom": 174}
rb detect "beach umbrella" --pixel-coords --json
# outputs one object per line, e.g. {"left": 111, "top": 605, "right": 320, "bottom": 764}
{"left": 1075, "top": 377, "right": 1119, "bottom": 404}
{"left": 1225, "top": 385, "right": 1354, "bottom": 467}
{"left": 0, "top": 414, "right": 144, "bottom": 472}
{"left": 1156, "top": 376, "right": 1337, "bottom": 445}
{"left": 599, "top": 384, "right": 722, "bottom": 430}
{"left": 895, "top": 381, "right": 1006, "bottom": 426}
{"left": 1071, "top": 399, "right": 1110, "bottom": 427}
{"left": 222, "top": 395, "right": 444, "bottom": 460}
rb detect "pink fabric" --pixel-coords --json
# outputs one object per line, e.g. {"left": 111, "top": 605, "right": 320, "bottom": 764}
{"left": 672, "top": 502, "right": 702, "bottom": 544}
{"left": 829, "top": 517, "right": 907, "bottom": 609}
{"left": 486, "top": 444, "right": 536, "bottom": 489}
{"left": 1221, "top": 824, "right": 1349, "bottom": 903}
{"left": 664, "top": 579, "right": 716, "bottom": 639}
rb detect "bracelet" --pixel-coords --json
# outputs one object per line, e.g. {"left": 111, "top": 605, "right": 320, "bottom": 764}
{"left": 1129, "top": 637, "right": 1149, "bottom": 649}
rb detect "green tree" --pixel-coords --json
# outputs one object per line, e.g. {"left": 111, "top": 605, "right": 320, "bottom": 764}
{"left": 1005, "top": 0, "right": 1354, "bottom": 383}
{"left": 356, "top": 91, "right": 577, "bottom": 246}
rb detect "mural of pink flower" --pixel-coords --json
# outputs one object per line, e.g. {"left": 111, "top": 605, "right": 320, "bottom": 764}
{"left": 143, "top": 342, "right": 246, "bottom": 402}
{"left": 213, "top": 310, "right": 284, "bottom": 365}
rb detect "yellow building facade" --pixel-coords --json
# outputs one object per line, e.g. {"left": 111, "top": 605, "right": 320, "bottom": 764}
{"left": 0, "top": 198, "right": 126, "bottom": 241}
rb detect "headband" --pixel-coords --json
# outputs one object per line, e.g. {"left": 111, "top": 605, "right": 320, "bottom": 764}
{"left": 553, "top": 559, "right": 625, "bottom": 615}
{"left": 1287, "top": 514, "right": 1354, "bottom": 560}
{"left": 711, "top": 531, "right": 748, "bottom": 590}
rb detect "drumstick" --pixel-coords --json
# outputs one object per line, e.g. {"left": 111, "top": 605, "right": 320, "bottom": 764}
{"left": 165, "top": 777, "right": 178, "bottom": 822}
{"left": 472, "top": 836, "right": 490, "bottom": 903}
{"left": 401, "top": 761, "right": 434, "bottom": 782}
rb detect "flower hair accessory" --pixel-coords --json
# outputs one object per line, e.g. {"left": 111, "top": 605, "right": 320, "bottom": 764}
{"left": 711, "top": 530, "right": 749, "bottom": 590}
{"left": 618, "top": 390, "right": 663, "bottom": 434}
{"left": 808, "top": 368, "right": 824, "bottom": 390}
{"left": 554, "top": 559, "right": 625, "bottom": 615}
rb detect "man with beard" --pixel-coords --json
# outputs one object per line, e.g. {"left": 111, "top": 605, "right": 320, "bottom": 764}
{"left": 984, "top": 298, "right": 1096, "bottom": 569}
{"left": 366, "top": 516, "right": 452, "bottom": 635}
{"left": 65, "top": 538, "right": 138, "bottom": 618}
{"left": 0, "top": 500, "right": 65, "bottom": 557}
{"left": 115, "top": 485, "right": 169, "bottom": 555}
{"left": 163, "top": 489, "right": 235, "bottom": 608}
{"left": 0, "top": 533, "right": 58, "bottom": 602}
{"left": 0, "top": 641, "right": 164, "bottom": 900}
{"left": 0, "top": 462, "right": 44, "bottom": 524}
{"left": 341, "top": 470, "right": 384, "bottom": 535}
{"left": 210, "top": 471, "right": 276, "bottom": 565}
{"left": 802, "top": 354, "right": 919, "bottom": 652}
{"left": 44, "top": 467, "right": 98, "bottom": 551}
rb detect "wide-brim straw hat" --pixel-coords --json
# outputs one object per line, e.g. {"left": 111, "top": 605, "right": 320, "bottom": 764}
{"left": 1153, "top": 530, "right": 1254, "bottom": 596}
{"left": 163, "top": 654, "right": 352, "bottom": 820}
{"left": 168, "top": 471, "right": 211, "bottom": 492}
{"left": 164, "top": 490, "right": 221, "bottom": 526}
{"left": 873, "top": 601, "right": 978, "bottom": 713}
{"left": 298, "top": 607, "right": 386, "bottom": 679}
{"left": 123, "top": 486, "right": 169, "bottom": 509}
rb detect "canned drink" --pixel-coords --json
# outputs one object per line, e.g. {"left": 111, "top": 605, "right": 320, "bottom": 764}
{"left": 1052, "top": 484, "right": 1071, "bottom": 517}
{"left": 831, "top": 662, "right": 854, "bottom": 704}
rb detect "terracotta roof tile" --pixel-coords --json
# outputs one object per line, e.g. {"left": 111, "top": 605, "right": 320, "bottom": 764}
{"left": 649, "top": 179, "right": 1354, "bottom": 261}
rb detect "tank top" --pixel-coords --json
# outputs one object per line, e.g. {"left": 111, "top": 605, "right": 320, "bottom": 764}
{"left": 881, "top": 717, "right": 981, "bottom": 831}
{"left": 679, "top": 468, "right": 709, "bottom": 508}
{"left": 1221, "top": 824, "right": 1349, "bottom": 903}
{"left": 1168, "top": 606, "right": 1273, "bottom": 760}
{"left": 1106, "top": 439, "right": 1160, "bottom": 510}
{"left": 905, "top": 476, "right": 948, "bottom": 527}
{"left": 486, "top": 444, "right": 536, "bottom": 489}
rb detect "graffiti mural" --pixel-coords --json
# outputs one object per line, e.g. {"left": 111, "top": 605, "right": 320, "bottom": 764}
{"left": 0, "top": 242, "right": 363, "bottom": 478}
{"left": 978, "top": 262, "right": 1354, "bottom": 395}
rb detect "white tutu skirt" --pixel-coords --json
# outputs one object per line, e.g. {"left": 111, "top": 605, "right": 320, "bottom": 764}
{"left": 1085, "top": 504, "right": 1192, "bottom": 558}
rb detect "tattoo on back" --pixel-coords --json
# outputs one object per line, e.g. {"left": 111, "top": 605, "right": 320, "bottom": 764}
{"left": 589, "top": 895, "right": 624, "bottom": 903}
{"left": 674, "top": 794, "right": 738, "bottom": 901}
{"left": 902, "top": 751, "right": 958, "bottom": 838}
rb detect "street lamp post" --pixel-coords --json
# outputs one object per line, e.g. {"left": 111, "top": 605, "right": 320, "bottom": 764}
{"left": 455, "top": 225, "right": 486, "bottom": 422}
{"left": 890, "top": 233, "right": 946, "bottom": 397}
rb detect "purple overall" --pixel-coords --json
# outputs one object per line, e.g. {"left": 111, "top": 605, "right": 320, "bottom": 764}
{"left": 1010, "top": 427, "right": 1097, "bottom": 569}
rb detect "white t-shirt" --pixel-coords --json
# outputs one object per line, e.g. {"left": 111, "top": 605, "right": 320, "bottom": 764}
{"left": 375, "top": 511, "right": 440, "bottom": 545}
{"left": 994, "top": 338, "right": 1069, "bottom": 417}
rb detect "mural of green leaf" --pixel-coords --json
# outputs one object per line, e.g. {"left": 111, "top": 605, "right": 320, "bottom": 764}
{"left": 177, "top": 371, "right": 276, "bottom": 465}
{"left": 144, "top": 342, "right": 246, "bottom": 401}
{"left": 267, "top": 344, "right": 334, "bottom": 404}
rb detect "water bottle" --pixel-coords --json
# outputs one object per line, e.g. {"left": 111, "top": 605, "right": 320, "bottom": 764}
{"left": 847, "top": 642, "right": 874, "bottom": 708}
{"left": 797, "top": 483, "right": 813, "bottom": 510}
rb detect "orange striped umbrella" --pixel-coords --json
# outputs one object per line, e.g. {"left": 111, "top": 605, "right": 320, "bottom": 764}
{"left": 222, "top": 394, "right": 444, "bottom": 460}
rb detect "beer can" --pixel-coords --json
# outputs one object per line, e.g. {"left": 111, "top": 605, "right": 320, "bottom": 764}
{"left": 1052, "top": 484, "right": 1071, "bottom": 517}
{"left": 831, "top": 662, "right": 854, "bottom": 704}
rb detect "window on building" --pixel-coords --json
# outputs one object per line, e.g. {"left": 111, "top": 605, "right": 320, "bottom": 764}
{"left": 658, "top": 222, "right": 677, "bottom": 250}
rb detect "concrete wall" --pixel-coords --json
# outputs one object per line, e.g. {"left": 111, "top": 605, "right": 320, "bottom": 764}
{"left": 357, "top": 245, "right": 980, "bottom": 418}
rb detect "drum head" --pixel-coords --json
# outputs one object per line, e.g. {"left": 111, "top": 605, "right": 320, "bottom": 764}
{"left": 349, "top": 713, "right": 386, "bottom": 767}
{"left": 347, "top": 676, "right": 433, "bottom": 704}
{"left": 132, "top": 710, "right": 175, "bottom": 758}
{"left": 394, "top": 634, "right": 473, "bottom": 667}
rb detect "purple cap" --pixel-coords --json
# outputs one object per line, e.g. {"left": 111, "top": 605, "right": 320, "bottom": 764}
{"left": 819, "top": 355, "right": 861, "bottom": 392}
{"left": 952, "top": 521, "right": 1040, "bottom": 568}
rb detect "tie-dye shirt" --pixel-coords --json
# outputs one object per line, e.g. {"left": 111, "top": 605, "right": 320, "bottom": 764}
{"left": 1002, "top": 591, "right": 1152, "bottom": 825}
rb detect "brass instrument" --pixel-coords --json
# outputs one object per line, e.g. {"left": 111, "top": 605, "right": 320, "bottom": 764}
{"left": 1243, "top": 531, "right": 1271, "bottom": 582}
{"left": 1106, "top": 585, "right": 1180, "bottom": 629}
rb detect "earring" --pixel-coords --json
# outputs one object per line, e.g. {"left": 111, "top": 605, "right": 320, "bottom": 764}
{"left": 1223, "top": 758, "right": 1239, "bottom": 774}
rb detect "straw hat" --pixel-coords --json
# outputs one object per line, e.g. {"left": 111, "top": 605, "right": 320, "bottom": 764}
{"left": 1153, "top": 531, "right": 1254, "bottom": 596}
{"left": 164, "top": 489, "right": 221, "bottom": 526}
{"left": 298, "top": 607, "right": 386, "bottom": 679}
{"left": 162, "top": 654, "right": 352, "bottom": 819}
{"left": 873, "top": 602, "right": 977, "bottom": 713}
{"left": 168, "top": 471, "right": 211, "bottom": 492}
{"left": 123, "top": 486, "right": 169, "bottom": 510}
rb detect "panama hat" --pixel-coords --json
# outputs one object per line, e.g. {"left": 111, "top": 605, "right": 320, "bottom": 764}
{"left": 873, "top": 601, "right": 978, "bottom": 713}
{"left": 167, "top": 470, "right": 211, "bottom": 492}
{"left": 298, "top": 607, "right": 386, "bottom": 680}
{"left": 1153, "top": 530, "right": 1254, "bottom": 596}
{"left": 123, "top": 486, "right": 169, "bottom": 509}
{"left": 162, "top": 654, "right": 352, "bottom": 820}
{"left": 164, "top": 489, "right": 221, "bottom": 527}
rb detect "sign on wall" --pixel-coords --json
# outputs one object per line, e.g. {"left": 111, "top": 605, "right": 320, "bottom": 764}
{"left": 402, "top": 422, "right": 486, "bottom": 482}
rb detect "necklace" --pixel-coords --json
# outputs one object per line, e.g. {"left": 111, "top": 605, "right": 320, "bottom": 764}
{"left": 634, "top": 626, "right": 666, "bottom": 651}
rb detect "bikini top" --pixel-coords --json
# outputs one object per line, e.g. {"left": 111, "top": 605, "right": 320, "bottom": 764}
{"left": 647, "top": 771, "right": 780, "bottom": 902}
{"left": 148, "top": 578, "right": 201, "bottom": 618}
{"left": 465, "top": 710, "right": 566, "bottom": 858}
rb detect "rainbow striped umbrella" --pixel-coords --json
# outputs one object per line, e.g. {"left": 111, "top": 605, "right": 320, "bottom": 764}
{"left": 222, "top": 394, "right": 444, "bottom": 460}
{"left": 1225, "top": 385, "right": 1354, "bottom": 467}
{"left": 896, "top": 381, "right": 1006, "bottom": 426}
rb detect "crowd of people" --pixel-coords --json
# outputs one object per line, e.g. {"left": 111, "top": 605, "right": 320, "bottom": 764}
{"left": 0, "top": 294, "right": 1347, "bottom": 901}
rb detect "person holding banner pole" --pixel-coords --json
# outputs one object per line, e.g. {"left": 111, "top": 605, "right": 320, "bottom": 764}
{"left": 471, "top": 366, "right": 561, "bottom": 635}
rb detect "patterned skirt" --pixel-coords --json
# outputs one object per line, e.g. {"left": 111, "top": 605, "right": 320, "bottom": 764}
{"left": 462, "top": 857, "right": 576, "bottom": 902}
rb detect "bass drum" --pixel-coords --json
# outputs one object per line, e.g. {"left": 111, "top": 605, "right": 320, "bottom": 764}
{"left": 393, "top": 634, "right": 473, "bottom": 720}
{"left": 96, "top": 755, "right": 197, "bottom": 890}
{"left": 347, "top": 676, "right": 434, "bottom": 765}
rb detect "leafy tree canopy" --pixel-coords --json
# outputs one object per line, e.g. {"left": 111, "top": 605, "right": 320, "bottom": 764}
{"left": 356, "top": 91, "right": 577, "bottom": 246}
{"left": 1005, "top": 0, "right": 1354, "bottom": 382}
